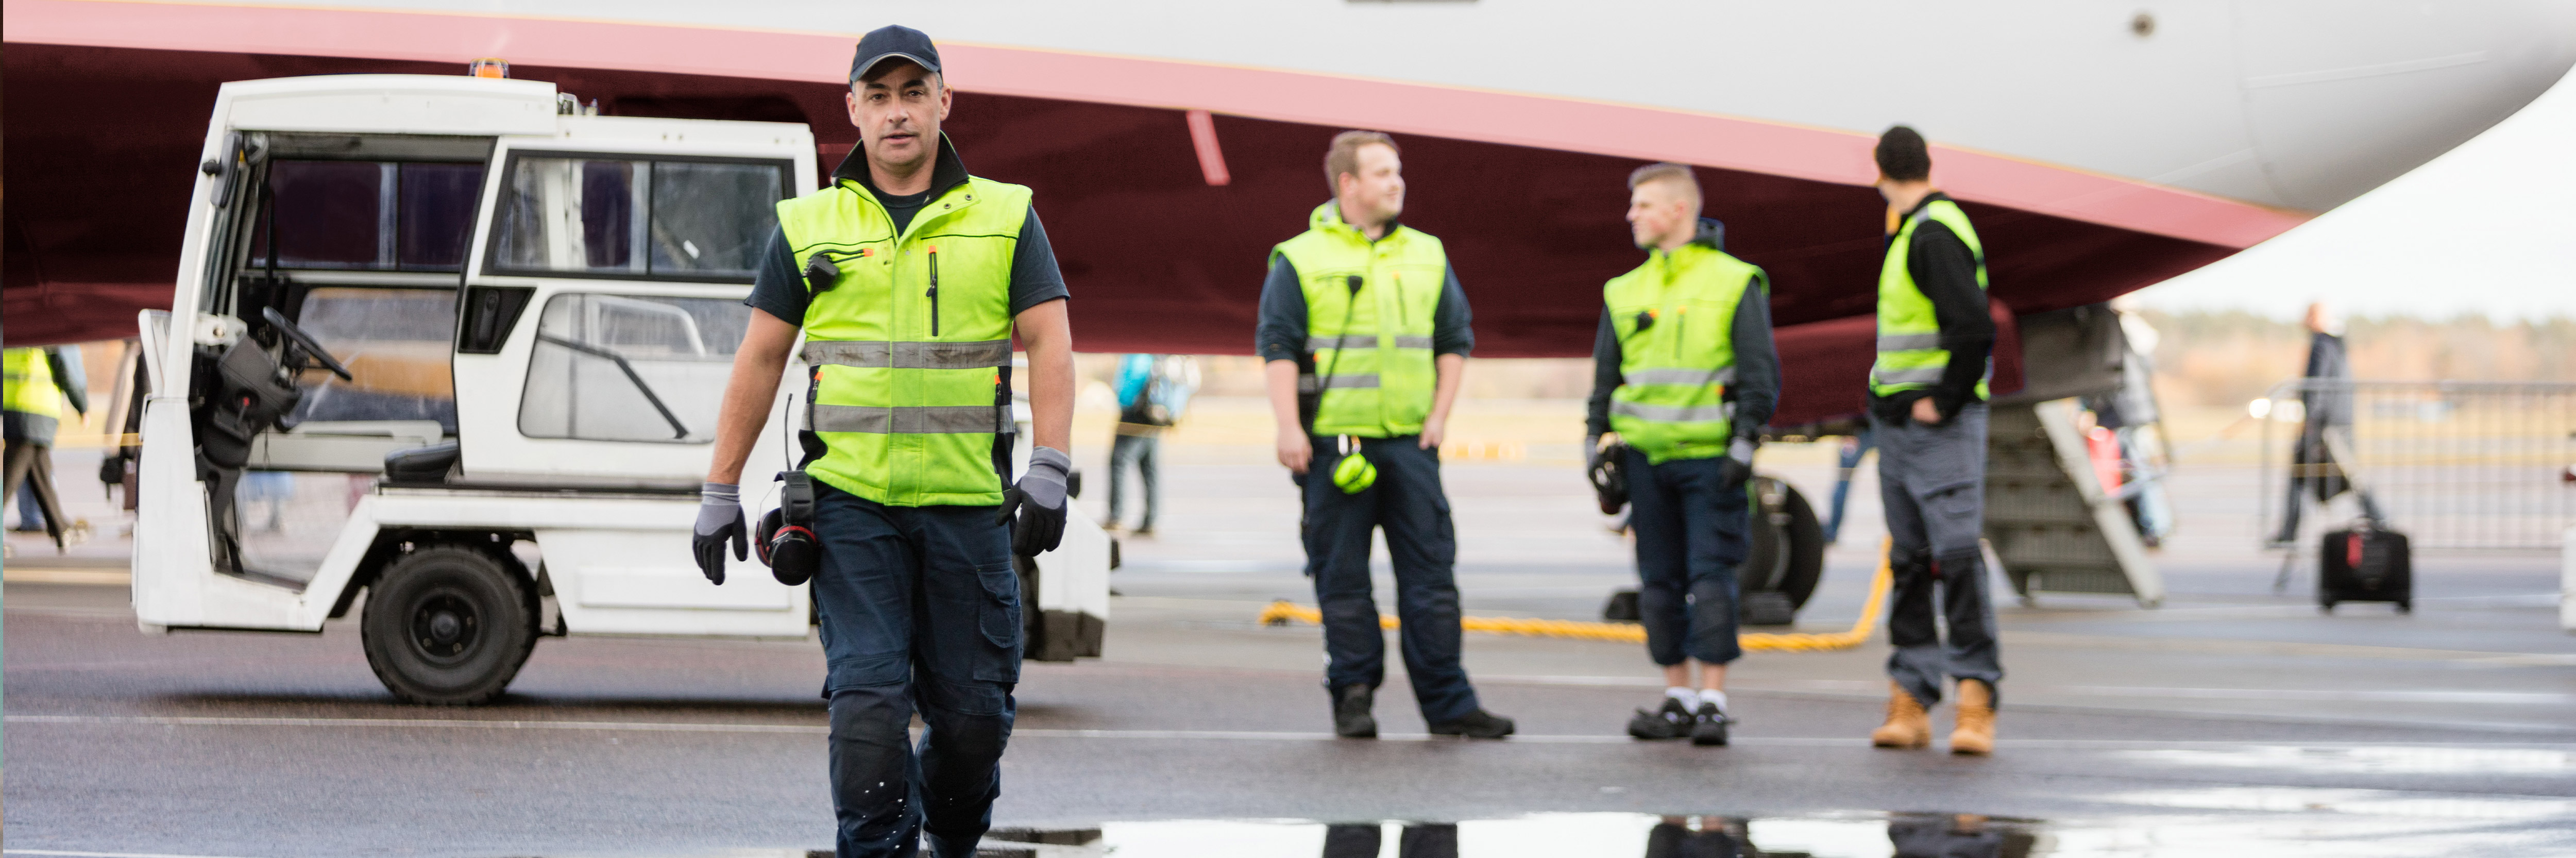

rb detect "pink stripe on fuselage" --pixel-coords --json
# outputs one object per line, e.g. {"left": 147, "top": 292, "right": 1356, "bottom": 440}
{"left": 4, "top": 0, "right": 2307, "bottom": 247}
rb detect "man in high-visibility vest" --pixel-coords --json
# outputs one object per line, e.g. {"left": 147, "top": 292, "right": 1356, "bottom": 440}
{"left": 1585, "top": 163, "right": 1778, "bottom": 747}
{"left": 691, "top": 26, "right": 1076, "bottom": 857}
{"left": 1257, "top": 131, "right": 1514, "bottom": 740}
{"left": 1863, "top": 126, "right": 2003, "bottom": 755}
{"left": 4, "top": 345, "right": 90, "bottom": 548}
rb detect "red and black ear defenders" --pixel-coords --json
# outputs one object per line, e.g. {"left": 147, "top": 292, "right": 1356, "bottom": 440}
{"left": 756, "top": 470, "right": 820, "bottom": 586}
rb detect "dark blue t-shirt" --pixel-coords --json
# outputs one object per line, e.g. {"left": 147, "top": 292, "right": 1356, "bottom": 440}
{"left": 744, "top": 201, "right": 1068, "bottom": 326}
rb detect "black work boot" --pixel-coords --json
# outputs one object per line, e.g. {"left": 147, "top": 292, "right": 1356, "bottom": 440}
{"left": 1428, "top": 709, "right": 1516, "bottom": 739}
{"left": 1628, "top": 697, "right": 1692, "bottom": 740}
{"left": 1689, "top": 701, "right": 1731, "bottom": 746}
{"left": 1332, "top": 684, "right": 1378, "bottom": 738}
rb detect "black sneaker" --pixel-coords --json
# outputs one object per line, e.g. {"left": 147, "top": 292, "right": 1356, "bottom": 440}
{"left": 1690, "top": 702, "right": 1730, "bottom": 746}
{"left": 1332, "top": 685, "right": 1377, "bottom": 738}
{"left": 1428, "top": 709, "right": 1516, "bottom": 739}
{"left": 1628, "top": 697, "right": 1692, "bottom": 740}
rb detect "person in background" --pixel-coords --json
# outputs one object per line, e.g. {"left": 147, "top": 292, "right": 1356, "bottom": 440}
{"left": 4, "top": 345, "right": 89, "bottom": 547}
{"left": 2084, "top": 301, "right": 2174, "bottom": 545}
{"left": 14, "top": 483, "right": 45, "bottom": 532}
{"left": 2270, "top": 300, "right": 2384, "bottom": 545}
{"left": 1106, "top": 354, "right": 1197, "bottom": 535}
{"left": 1861, "top": 126, "right": 2004, "bottom": 756}
{"left": 1823, "top": 429, "right": 1876, "bottom": 544}
{"left": 1257, "top": 130, "right": 1513, "bottom": 740}
{"left": 1586, "top": 163, "right": 1778, "bottom": 747}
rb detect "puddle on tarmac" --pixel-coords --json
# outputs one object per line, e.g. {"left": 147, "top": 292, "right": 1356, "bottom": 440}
{"left": 974, "top": 804, "right": 2576, "bottom": 857}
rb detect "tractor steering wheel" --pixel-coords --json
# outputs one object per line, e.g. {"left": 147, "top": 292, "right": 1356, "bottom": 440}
{"left": 260, "top": 306, "right": 355, "bottom": 381}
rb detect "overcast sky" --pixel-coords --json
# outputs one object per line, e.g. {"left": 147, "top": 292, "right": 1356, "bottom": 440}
{"left": 2132, "top": 66, "right": 2576, "bottom": 323}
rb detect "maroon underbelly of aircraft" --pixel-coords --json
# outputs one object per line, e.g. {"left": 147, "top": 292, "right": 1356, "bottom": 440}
{"left": 3, "top": 2, "right": 2293, "bottom": 426}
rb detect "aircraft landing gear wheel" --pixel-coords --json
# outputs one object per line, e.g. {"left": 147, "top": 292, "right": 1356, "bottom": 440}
{"left": 361, "top": 545, "right": 537, "bottom": 705}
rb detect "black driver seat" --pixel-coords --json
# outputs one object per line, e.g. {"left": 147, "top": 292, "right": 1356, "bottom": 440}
{"left": 383, "top": 441, "right": 461, "bottom": 485}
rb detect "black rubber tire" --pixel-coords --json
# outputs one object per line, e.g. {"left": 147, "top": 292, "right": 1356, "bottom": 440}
{"left": 360, "top": 545, "right": 538, "bottom": 705}
{"left": 1771, "top": 483, "right": 1826, "bottom": 610}
{"left": 1742, "top": 487, "right": 1790, "bottom": 594}
{"left": 1739, "top": 478, "right": 1827, "bottom": 610}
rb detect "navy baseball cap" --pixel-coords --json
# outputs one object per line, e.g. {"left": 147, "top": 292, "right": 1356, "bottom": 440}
{"left": 850, "top": 25, "right": 941, "bottom": 84}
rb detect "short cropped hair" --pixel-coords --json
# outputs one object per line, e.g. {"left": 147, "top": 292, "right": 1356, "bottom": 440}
{"left": 1875, "top": 125, "right": 1930, "bottom": 182}
{"left": 1627, "top": 162, "right": 1702, "bottom": 210}
{"left": 1325, "top": 131, "right": 1399, "bottom": 191}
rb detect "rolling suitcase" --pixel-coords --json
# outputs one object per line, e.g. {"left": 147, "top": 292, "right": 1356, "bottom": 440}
{"left": 2319, "top": 523, "right": 2411, "bottom": 614}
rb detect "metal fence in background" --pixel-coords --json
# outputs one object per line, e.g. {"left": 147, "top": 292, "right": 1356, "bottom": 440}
{"left": 2259, "top": 380, "right": 2576, "bottom": 551}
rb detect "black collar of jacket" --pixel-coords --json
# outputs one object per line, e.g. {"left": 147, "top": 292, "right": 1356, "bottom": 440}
{"left": 1901, "top": 191, "right": 1953, "bottom": 223}
{"left": 832, "top": 132, "right": 973, "bottom": 203}
{"left": 1326, "top": 201, "right": 1403, "bottom": 243}
{"left": 1689, "top": 217, "right": 1724, "bottom": 251}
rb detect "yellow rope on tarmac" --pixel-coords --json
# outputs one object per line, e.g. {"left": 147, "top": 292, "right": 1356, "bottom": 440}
{"left": 1256, "top": 543, "right": 1894, "bottom": 652}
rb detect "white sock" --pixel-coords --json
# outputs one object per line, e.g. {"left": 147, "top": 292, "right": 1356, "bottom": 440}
{"left": 1665, "top": 686, "right": 1698, "bottom": 708}
{"left": 1700, "top": 689, "right": 1728, "bottom": 713}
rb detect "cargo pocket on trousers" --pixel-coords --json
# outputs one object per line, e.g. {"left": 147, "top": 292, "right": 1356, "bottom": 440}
{"left": 1925, "top": 479, "right": 1980, "bottom": 522}
{"left": 974, "top": 561, "right": 1023, "bottom": 682}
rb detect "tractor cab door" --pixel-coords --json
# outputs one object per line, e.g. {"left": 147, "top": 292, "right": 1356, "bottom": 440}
{"left": 160, "top": 130, "right": 494, "bottom": 588}
{"left": 448, "top": 124, "right": 815, "bottom": 634}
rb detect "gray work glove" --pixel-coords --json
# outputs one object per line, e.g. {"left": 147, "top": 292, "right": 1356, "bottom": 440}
{"left": 692, "top": 482, "right": 746, "bottom": 584}
{"left": 1715, "top": 436, "right": 1757, "bottom": 491}
{"left": 996, "top": 446, "right": 1071, "bottom": 556}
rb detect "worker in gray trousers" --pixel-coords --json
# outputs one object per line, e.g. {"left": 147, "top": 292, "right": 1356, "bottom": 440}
{"left": 1861, "top": 126, "right": 2002, "bottom": 755}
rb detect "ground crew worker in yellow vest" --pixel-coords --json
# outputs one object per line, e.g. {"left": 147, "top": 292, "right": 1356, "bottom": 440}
{"left": 1584, "top": 164, "right": 1780, "bottom": 747}
{"left": 5, "top": 345, "right": 90, "bottom": 548}
{"left": 1257, "top": 131, "right": 1514, "bottom": 740}
{"left": 1862, "top": 125, "right": 2004, "bottom": 755}
{"left": 691, "top": 26, "right": 1076, "bottom": 858}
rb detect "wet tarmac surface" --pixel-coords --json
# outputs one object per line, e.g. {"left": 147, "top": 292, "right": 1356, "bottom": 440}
{"left": 6, "top": 433, "right": 2574, "bottom": 856}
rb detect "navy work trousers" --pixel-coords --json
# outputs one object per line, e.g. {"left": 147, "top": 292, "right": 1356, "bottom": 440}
{"left": 811, "top": 484, "right": 1021, "bottom": 858}
{"left": 1626, "top": 448, "right": 1750, "bottom": 666}
{"left": 1302, "top": 434, "right": 1482, "bottom": 723}
{"left": 1870, "top": 404, "right": 2004, "bottom": 709}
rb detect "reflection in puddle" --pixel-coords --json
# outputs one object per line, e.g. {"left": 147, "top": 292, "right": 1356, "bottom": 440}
{"left": 980, "top": 803, "right": 2576, "bottom": 857}
{"left": 2108, "top": 786, "right": 2576, "bottom": 819}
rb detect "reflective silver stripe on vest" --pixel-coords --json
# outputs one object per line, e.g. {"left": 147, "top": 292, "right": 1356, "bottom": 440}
{"left": 1875, "top": 333, "right": 1944, "bottom": 351}
{"left": 1623, "top": 366, "right": 1736, "bottom": 386}
{"left": 802, "top": 340, "right": 1012, "bottom": 369}
{"left": 1308, "top": 335, "right": 1435, "bottom": 351}
{"left": 1871, "top": 367, "right": 1948, "bottom": 385}
{"left": 1296, "top": 374, "right": 1383, "bottom": 393}
{"left": 1308, "top": 335, "right": 1368, "bottom": 351}
{"left": 1611, "top": 400, "right": 1735, "bottom": 423}
{"left": 809, "top": 405, "right": 1003, "bottom": 434}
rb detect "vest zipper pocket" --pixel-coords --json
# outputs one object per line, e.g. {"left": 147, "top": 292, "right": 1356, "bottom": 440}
{"left": 926, "top": 246, "right": 941, "bottom": 337}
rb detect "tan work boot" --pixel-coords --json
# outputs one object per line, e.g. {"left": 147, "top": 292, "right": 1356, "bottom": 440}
{"left": 1950, "top": 679, "right": 1995, "bottom": 755}
{"left": 1869, "top": 681, "right": 1932, "bottom": 748}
